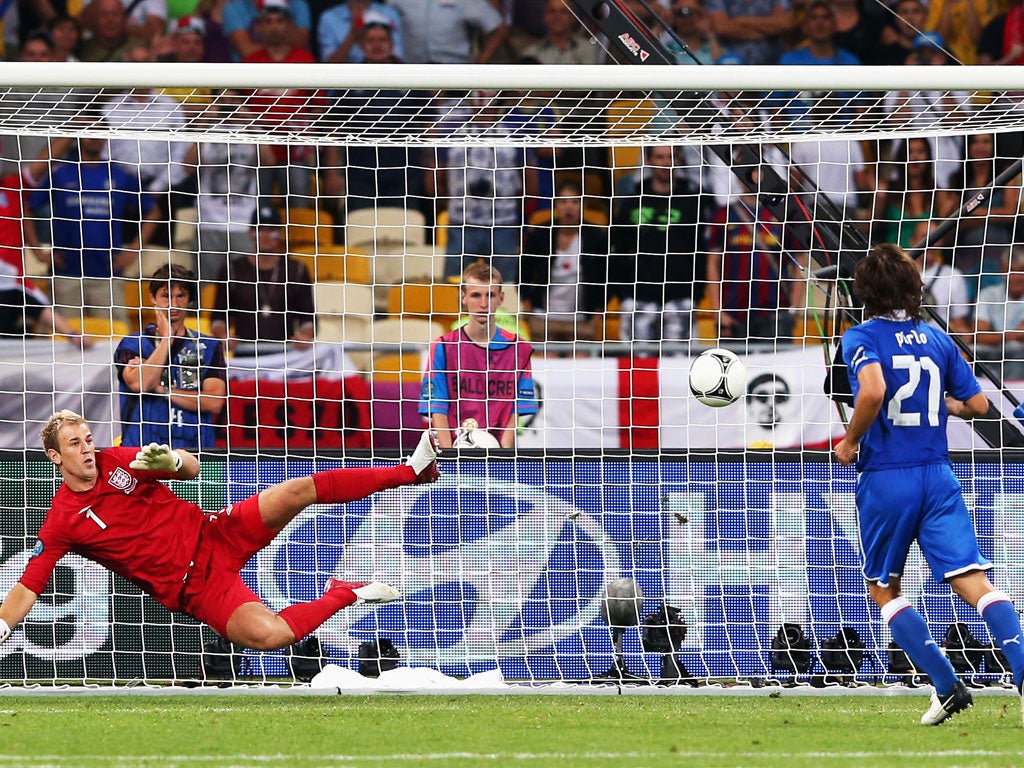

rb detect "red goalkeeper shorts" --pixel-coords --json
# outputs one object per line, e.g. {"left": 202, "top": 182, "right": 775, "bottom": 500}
{"left": 181, "top": 494, "right": 278, "bottom": 637}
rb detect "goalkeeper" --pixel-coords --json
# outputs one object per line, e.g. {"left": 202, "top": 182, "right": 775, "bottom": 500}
{"left": 0, "top": 410, "right": 441, "bottom": 650}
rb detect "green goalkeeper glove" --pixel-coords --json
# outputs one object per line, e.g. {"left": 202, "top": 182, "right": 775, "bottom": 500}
{"left": 129, "top": 443, "right": 183, "bottom": 472}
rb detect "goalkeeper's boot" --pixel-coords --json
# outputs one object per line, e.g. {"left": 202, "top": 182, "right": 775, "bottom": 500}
{"left": 920, "top": 680, "right": 973, "bottom": 725}
{"left": 324, "top": 579, "right": 402, "bottom": 605}
{"left": 406, "top": 429, "right": 441, "bottom": 484}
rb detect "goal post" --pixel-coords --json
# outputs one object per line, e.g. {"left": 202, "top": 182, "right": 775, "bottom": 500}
{"left": 1, "top": 63, "right": 1024, "bottom": 688}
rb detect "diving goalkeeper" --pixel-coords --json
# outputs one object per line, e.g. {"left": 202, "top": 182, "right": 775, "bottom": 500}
{"left": 0, "top": 410, "right": 441, "bottom": 650}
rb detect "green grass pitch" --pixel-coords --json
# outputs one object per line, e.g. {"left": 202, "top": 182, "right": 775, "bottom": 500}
{"left": 0, "top": 692, "right": 1023, "bottom": 767}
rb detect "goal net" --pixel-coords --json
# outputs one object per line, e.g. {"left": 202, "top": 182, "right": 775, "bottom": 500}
{"left": 1, "top": 62, "right": 1023, "bottom": 688}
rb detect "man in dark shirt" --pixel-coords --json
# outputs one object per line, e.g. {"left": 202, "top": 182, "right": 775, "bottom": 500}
{"left": 210, "top": 203, "right": 315, "bottom": 352}
{"left": 611, "top": 145, "right": 704, "bottom": 343}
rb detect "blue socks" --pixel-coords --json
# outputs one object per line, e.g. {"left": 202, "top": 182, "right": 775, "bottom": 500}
{"left": 883, "top": 596, "right": 958, "bottom": 695}
{"left": 978, "top": 591, "right": 1024, "bottom": 689}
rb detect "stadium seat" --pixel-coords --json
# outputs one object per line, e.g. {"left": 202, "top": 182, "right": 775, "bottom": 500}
{"left": 606, "top": 99, "right": 655, "bottom": 189}
{"left": 386, "top": 282, "right": 462, "bottom": 330}
{"left": 433, "top": 210, "right": 449, "bottom": 252}
{"left": 138, "top": 249, "right": 196, "bottom": 280}
{"left": 66, "top": 315, "right": 130, "bottom": 341}
{"left": 372, "top": 249, "right": 445, "bottom": 285}
{"left": 345, "top": 207, "right": 427, "bottom": 254}
{"left": 368, "top": 317, "right": 443, "bottom": 383}
{"left": 172, "top": 206, "right": 197, "bottom": 251}
{"left": 293, "top": 246, "right": 371, "bottom": 284}
{"left": 287, "top": 207, "right": 334, "bottom": 250}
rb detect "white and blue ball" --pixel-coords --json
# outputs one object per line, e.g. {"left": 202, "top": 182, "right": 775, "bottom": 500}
{"left": 688, "top": 348, "right": 747, "bottom": 408}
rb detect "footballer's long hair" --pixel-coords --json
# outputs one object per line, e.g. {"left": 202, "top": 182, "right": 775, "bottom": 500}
{"left": 854, "top": 243, "right": 924, "bottom": 321}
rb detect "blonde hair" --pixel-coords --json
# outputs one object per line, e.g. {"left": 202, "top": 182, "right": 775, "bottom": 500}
{"left": 461, "top": 262, "right": 502, "bottom": 288}
{"left": 40, "top": 410, "right": 86, "bottom": 453}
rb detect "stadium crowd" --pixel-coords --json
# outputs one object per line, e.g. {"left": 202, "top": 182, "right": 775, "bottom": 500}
{"left": 0, "top": 0, "right": 1023, "bottom": 377}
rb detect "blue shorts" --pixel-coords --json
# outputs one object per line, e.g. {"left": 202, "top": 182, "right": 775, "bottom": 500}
{"left": 857, "top": 463, "right": 991, "bottom": 587}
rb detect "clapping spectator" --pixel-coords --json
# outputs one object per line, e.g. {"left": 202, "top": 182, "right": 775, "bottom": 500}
{"left": 926, "top": 0, "right": 998, "bottom": 65}
{"left": 318, "top": 0, "right": 403, "bottom": 62}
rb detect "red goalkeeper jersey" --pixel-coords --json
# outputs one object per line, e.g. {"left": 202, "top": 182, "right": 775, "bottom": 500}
{"left": 20, "top": 447, "right": 206, "bottom": 611}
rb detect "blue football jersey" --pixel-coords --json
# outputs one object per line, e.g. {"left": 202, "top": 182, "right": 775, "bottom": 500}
{"left": 842, "top": 317, "right": 981, "bottom": 471}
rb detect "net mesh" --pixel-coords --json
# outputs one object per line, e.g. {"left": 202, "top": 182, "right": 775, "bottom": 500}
{"left": 0, "top": 66, "right": 1021, "bottom": 687}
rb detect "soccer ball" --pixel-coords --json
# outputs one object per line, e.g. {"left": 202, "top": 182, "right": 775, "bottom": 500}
{"left": 453, "top": 419, "right": 501, "bottom": 449}
{"left": 688, "top": 348, "right": 747, "bottom": 408}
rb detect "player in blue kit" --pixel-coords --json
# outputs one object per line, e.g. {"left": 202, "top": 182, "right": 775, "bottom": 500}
{"left": 835, "top": 243, "right": 1024, "bottom": 726}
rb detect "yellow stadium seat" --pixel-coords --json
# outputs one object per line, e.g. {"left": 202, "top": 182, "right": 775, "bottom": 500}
{"left": 287, "top": 207, "right": 335, "bottom": 250}
{"left": 386, "top": 282, "right": 462, "bottom": 330}
{"left": 66, "top": 316, "right": 131, "bottom": 340}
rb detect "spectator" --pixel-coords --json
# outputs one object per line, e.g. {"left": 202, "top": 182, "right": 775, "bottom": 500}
{"left": 610, "top": 145, "right": 704, "bottom": 343}
{"left": 102, "top": 44, "right": 193, "bottom": 230}
{"left": 48, "top": 15, "right": 82, "bottom": 61}
{"left": 704, "top": 0, "right": 795, "bottom": 66}
{"left": 884, "top": 32, "right": 970, "bottom": 189}
{"left": 775, "top": 0, "right": 860, "bottom": 130}
{"left": 20, "top": 29, "right": 55, "bottom": 61}
{"left": 0, "top": 261, "right": 88, "bottom": 347}
{"left": 705, "top": 166, "right": 795, "bottom": 342}
{"left": 926, "top": 0, "right": 1000, "bottom": 65}
{"left": 179, "top": 95, "right": 274, "bottom": 286}
{"left": 872, "top": 136, "right": 941, "bottom": 250}
{"left": 664, "top": 0, "right": 722, "bottom": 65}
{"left": 83, "top": 0, "right": 168, "bottom": 42}
{"left": 419, "top": 263, "right": 537, "bottom": 448}
{"left": 874, "top": 0, "right": 928, "bottom": 65}
{"left": 974, "top": 245, "right": 1024, "bottom": 380}
{"left": 520, "top": 0, "right": 604, "bottom": 65}
{"left": 977, "top": 0, "right": 1024, "bottom": 66}
{"left": 114, "top": 264, "right": 227, "bottom": 450}
{"left": 434, "top": 89, "right": 539, "bottom": 282}
{"left": 0, "top": 142, "right": 87, "bottom": 347}
{"left": 387, "top": 0, "right": 508, "bottom": 64}
{"left": 223, "top": 0, "right": 311, "bottom": 60}
{"left": 318, "top": 0, "right": 403, "bottom": 63}
{"left": 788, "top": 137, "right": 873, "bottom": 220}
{"left": 321, "top": 23, "right": 427, "bottom": 216}
{"left": 155, "top": 16, "right": 214, "bottom": 112}
{"left": 242, "top": 1, "right": 320, "bottom": 207}
{"left": 941, "top": 132, "right": 1022, "bottom": 300}
{"left": 830, "top": 0, "right": 884, "bottom": 66}
{"left": 27, "top": 136, "right": 161, "bottom": 323}
{"left": 913, "top": 223, "right": 972, "bottom": 337}
{"left": 79, "top": 0, "right": 147, "bottom": 61}
{"left": 520, "top": 179, "right": 609, "bottom": 342}
{"left": 210, "top": 203, "right": 315, "bottom": 351}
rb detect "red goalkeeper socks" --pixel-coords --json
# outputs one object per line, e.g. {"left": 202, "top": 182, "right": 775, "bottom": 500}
{"left": 278, "top": 585, "right": 358, "bottom": 641}
{"left": 311, "top": 465, "right": 415, "bottom": 504}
